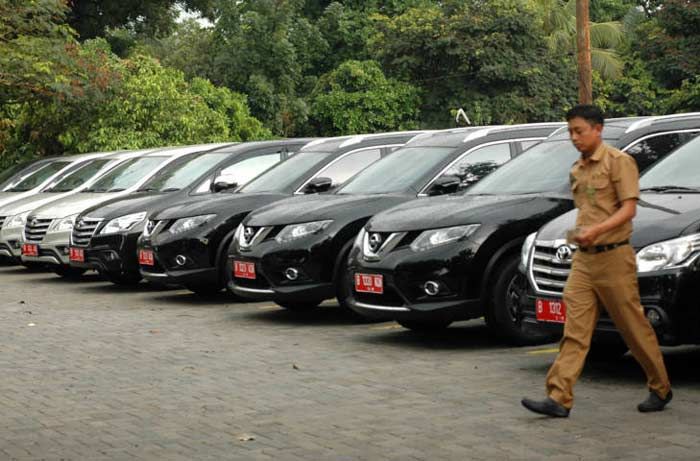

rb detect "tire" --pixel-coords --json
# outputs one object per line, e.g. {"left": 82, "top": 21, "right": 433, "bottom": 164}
{"left": 54, "top": 266, "right": 87, "bottom": 279}
{"left": 588, "top": 340, "right": 628, "bottom": 361}
{"left": 485, "top": 253, "right": 556, "bottom": 346}
{"left": 276, "top": 301, "right": 322, "bottom": 311}
{"left": 106, "top": 270, "right": 142, "bottom": 286}
{"left": 397, "top": 319, "right": 452, "bottom": 332}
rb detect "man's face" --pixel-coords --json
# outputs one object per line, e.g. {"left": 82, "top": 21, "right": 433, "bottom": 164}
{"left": 568, "top": 117, "right": 603, "bottom": 155}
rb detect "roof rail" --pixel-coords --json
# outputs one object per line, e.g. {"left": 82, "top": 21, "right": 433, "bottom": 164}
{"left": 625, "top": 112, "right": 700, "bottom": 133}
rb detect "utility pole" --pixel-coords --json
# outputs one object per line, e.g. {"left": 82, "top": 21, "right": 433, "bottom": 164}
{"left": 576, "top": 0, "right": 592, "bottom": 104}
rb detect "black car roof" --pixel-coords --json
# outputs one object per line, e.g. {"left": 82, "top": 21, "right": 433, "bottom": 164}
{"left": 407, "top": 123, "right": 565, "bottom": 148}
{"left": 208, "top": 138, "right": 318, "bottom": 154}
{"left": 299, "top": 132, "right": 426, "bottom": 154}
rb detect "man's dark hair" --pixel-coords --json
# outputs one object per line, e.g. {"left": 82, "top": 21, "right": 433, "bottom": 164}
{"left": 565, "top": 105, "right": 605, "bottom": 126}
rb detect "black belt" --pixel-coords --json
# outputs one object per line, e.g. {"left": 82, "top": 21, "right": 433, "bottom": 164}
{"left": 578, "top": 240, "right": 629, "bottom": 254}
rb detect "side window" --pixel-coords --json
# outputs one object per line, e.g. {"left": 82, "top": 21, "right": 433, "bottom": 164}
{"left": 313, "top": 148, "right": 382, "bottom": 187}
{"left": 625, "top": 131, "right": 700, "bottom": 171}
{"left": 519, "top": 140, "right": 541, "bottom": 152}
{"left": 218, "top": 153, "right": 282, "bottom": 186}
{"left": 437, "top": 142, "right": 512, "bottom": 189}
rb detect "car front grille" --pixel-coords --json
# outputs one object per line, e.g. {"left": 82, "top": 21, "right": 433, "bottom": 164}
{"left": 71, "top": 217, "right": 103, "bottom": 247}
{"left": 529, "top": 239, "right": 574, "bottom": 297}
{"left": 24, "top": 218, "right": 54, "bottom": 243}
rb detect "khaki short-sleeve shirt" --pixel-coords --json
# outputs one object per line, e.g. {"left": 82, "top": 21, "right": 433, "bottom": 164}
{"left": 570, "top": 143, "right": 639, "bottom": 245}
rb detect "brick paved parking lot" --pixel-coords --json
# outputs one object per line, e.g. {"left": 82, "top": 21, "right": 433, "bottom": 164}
{"left": 1, "top": 265, "right": 700, "bottom": 460}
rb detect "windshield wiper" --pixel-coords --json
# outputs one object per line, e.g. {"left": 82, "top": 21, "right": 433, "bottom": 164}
{"left": 106, "top": 188, "right": 126, "bottom": 192}
{"left": 137, "top": 187, "right": 157, "bottom": 192}
{"left": 640, "top": 185, "right": 700, "bottom": 193}
{"left": 45, "top": 188, "right": 73, "bottom": 193}
{"left": 83, "top": 188, "right": 106, "bottom": 193}
{"left": 160, "top": 188, "right": 180, "bottom": 192}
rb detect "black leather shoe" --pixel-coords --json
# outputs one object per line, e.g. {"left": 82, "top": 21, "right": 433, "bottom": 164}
{"left": 638, "top": 390, "right": 673, "bottom": 412}
{"left": 521, "top": 397, "right": 570, "bottom": 417}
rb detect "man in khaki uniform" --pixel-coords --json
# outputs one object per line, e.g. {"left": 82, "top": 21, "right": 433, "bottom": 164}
{"left": 522, "top": 105, "right": 672, "bottom": 417}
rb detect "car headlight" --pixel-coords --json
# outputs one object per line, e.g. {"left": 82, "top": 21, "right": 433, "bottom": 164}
{"left": 169, "top": 214, "right": 216, "bottom": 235}
{"left": 100, "top": 212, "right": 147, "bottom": 235}
{"left": 48, "top": 214, "right": 78, "bottom": 232}
{"left": 4, "top": 211, "right": 31, "bottom": 229}
{"left": 410, "top": 224, "right": 480, "bottom": 252}
{"left": 636, "top": 233, "right": 700, "bottom": 273}
{"left": 520, "top": 232, "right": 537, "bottom": 273}
{"left": 275, "top": 220, "right": 333, "bottom": 244}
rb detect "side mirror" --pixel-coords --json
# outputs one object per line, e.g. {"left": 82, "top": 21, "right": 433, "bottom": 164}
{"left": 211, "top": 181, "right": 238, "bottom": 193}
{"left": 303, "top": 177, "right": 333, "bottom": 194}
{"left": 427, "top": 175, "right": 461, "bottom": 196}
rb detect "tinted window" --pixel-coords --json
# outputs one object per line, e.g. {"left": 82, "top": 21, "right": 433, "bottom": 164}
{"left": 312, "top": 148, "right": 382, "bottom": 187}
{"left": 140, "top": 152, "right": 229, "bottom": 192}
{"left": 5, "top": 161, "right": 71, "bottom": 192}
{"left": 85, "top": 157, "right": 167, "bottom": 193}
{"left": 240, "top": 152, "right": 333, "bottom": 193}
{"left": 625, "top": 131, "right": 700, "bottom": 171}
{"left": 433, "top": 142, "right": 512, "bottom": 190}
{"left": 43, "top": 159, "right": 111, "bottom": 192}
{"left": 640, "top": 136, "right": 700, "bottom": 189}
{"left": 467, "top": 141, "right": 579, "bottom": 195}
{"left": 338, "top": 147, "right": 455, "bottom": 195}
{"left": 520, "top": 140, "right": 540, "bottom": 152}
{"left": 219, "top": 153, "right": 282, "bottom": 186}
{"left": 0, "top": 160, "right": 49, "bottom": 190}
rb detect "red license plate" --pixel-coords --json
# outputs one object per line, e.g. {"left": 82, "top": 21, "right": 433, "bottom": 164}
{"left": 21, "top": 244, "right": 39, "bottom": 257}
{"left": 233, "top": 261, "right": 256, "bottom": 279}
{"left": 354, "top": 273, "right": 384, "bottom": 294}
{"left": 536, "top": 298, "right": 567, "bottom": 323}
{"left": 69, "top": 247, "right": 85, "bottom": 263}
{"left": 139, "top": 249, "right": 155, "bottom": 266}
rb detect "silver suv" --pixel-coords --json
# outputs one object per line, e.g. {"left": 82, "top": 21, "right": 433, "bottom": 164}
{"left": 20, "top": 144, "right": 229, "bottom": 275}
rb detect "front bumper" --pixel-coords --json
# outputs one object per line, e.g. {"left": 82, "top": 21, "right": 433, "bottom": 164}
{"left": 21, "top": 229, "right": 72, "bottom": 266}
{"left": 69, "top": 232, "right": 140, "bottom": 275}
{"left": 522, "top": 267, "right": 700, "bottom": 346}
{"left": 0, "top": 226, "right": 23, "bottom": 260}
{"left": 344, "top": 241, "right": 483, "bottom": 322}
{"left": 227, "top": 233, "right": 343, "bottom": 303}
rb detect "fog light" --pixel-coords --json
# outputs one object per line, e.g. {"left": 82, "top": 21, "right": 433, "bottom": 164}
{"left": 174, "top": 255, "right": 187, "bottom": 266}
{"left": 424, "top": 281, "right": 440, "bottom": 296}
{"left": 9, "top": 240, "right": 19, "bottom": 249}
{"left": 646, "top": 308, "right": 662, "bottom": 326}
{"left": 284, "top": 267, "right": 299, "bottom": 281}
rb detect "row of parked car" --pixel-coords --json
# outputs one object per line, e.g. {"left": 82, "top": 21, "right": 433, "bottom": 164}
{"left": 2, "top": 112, "right": 700, "bottom": 354}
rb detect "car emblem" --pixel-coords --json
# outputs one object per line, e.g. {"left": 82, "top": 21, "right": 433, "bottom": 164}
{"left": 368, "top": 233, "right": 383, "bottom": 252}
{"left": 243, "top": 226, "right": 255, "bottom": 242}
{"left": 555, "top": 245, "right": 573, "bottom": 262}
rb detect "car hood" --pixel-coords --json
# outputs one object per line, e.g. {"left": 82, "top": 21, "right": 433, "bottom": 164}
{"left": 0, "top": 191, "right": 33, "bottom": 209}
{"left": 152, "top": 192, "right": 289, "bottom": 220}
{"left": 537, "top": 193, "right": 700, "bottom": 248}
{"left": 245, "top": 194, "right": 412, "bottom": 227}
{"left": 31, "top": 192, "right": 130, "bottom": 219}
{"left": 0, "top": 192, "right": 72, "bottom": 217}
{"left": 82, "top": 192, "right": 175, "bottom": 220}
{"left": 367, "top": 193, "right": 574, "bottom": 232}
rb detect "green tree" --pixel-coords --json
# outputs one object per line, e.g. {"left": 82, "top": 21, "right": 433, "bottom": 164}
{"left": 309, "top": 60, "right": 419, "bottom": 135}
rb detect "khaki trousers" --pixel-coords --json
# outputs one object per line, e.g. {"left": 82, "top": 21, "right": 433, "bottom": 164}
{"left": 545, "top": 245, "right": 671, "bottom": 409}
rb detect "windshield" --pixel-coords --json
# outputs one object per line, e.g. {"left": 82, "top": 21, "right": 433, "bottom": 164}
{"left": 240, "top": 151, "right": 333, "bottom": 193}
{"left": 84, "top": 157, "right": 167, "bottom": 193}
{"left": 640, "top": 137, "right": 700, "bottom": 189}
{"left": 338, "top": 147, "right": 455, "bottom": 195}
{"left": 5, "top": 160, "right": 71, "bottom": 192}
{"left": 0, "top": 160, "right": 49, "bottom": 190}
{"left": 43, "top": 159, "right": 112, "bottom": 192}
{"left": 467, "top": 141, "right": 580, "bottom": 195}
{"left": 138, "top": 152, "right": 228, "bottom": 192}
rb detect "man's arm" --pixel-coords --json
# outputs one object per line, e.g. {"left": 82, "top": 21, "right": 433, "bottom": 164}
{"left": 575, "top": 199, "right": 636, "bottom": 246}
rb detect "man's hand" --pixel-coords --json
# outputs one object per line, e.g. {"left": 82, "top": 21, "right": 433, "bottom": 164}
{"left": 574, "top": 226, "right": 599, "bottom": 247}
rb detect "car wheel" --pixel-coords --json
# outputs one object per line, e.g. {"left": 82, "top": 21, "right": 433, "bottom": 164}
{"left": 486, "top": 253, "right": 556, "bottom": 346}
{"left": 106, "top": 271, "right": 142, "bottom": 286}
{"left": 54, "top": 266, "right": 87, "bottom": 279}
{"left": 396, "top": 319, "right": 452, "bottom": 332}
{"left": 276, "top": 301, "right": 321, "bottom": 311}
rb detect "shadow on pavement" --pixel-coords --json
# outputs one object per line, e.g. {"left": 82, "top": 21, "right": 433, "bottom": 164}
{"left": 149, "top": 291, "right": 240, "bottom": 306}
{"left": 77, "top": 280, "right": 182, "bottom": 293}
{"left": 241, "top": 303, "right": 381, "bottom": 327}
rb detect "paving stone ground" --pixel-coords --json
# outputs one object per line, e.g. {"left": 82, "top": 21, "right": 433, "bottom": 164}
{"left": 1, "top": 264, "right": 699, "bottom": 460}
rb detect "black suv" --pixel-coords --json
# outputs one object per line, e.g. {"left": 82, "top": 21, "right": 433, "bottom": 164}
{"left": 69, "top": 141, "right": 307, "bottom": 284}
{"left": 137, "top": 132, "right": 423, "bottom": 294}
{"left": 345, "top": 114, "right": 700, "bottom": 344}
{"left": 227, "top": 123, "right": 563, "bottom": 311}
{"left": 523, "top": 134, "right": 700, "bottom": 354}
